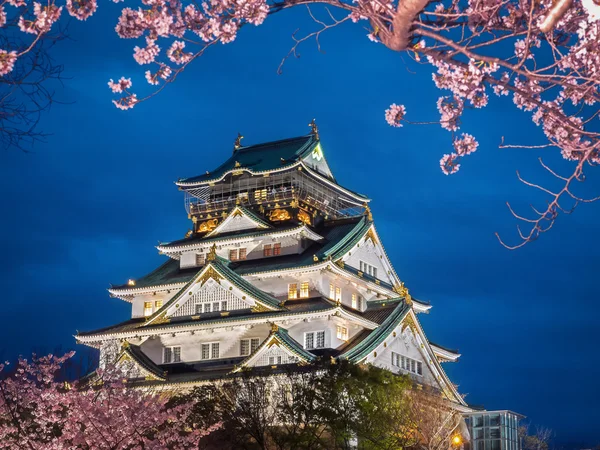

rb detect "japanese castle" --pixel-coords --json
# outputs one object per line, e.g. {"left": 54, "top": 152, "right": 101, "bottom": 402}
{"left": 76, "top": 123, "right": 469, "bottom": 411}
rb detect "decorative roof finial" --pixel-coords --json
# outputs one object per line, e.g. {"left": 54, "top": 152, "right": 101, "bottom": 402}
{"left": 308, "top": 119, "right": 319, "bottom": 140}
{"left": 233, "top": 133, "right": 243, "bottom": 152}
{"left": 271, "top": 322, "right": 279, "bottom": 332}
{"left": 363, "top": 202, "right": 373, "bottom": 221}
{"left": 207, "top": 244, "right": 217, "bottom": 261}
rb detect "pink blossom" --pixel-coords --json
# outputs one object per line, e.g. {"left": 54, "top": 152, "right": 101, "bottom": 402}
{"left": 167, "top": 40, "right": 192, "bottom": 64}
{"left": 0, "top": 50, "right": 17, "bottom": 76}
{"left": 437, "top": 96, "right": 464, "bottom": 131}
{"left": 0, "top": 6, "right": 6, "bottom": 27}
{"left": 6, "top": 0, "right": 26, "bottom": 6}
{"left": 440, "top": 153, "right": 460, "bottom": 175}
{"left": 385, "top": 104, "right": 406, "bottom": 127}
{"left": 133, "top": 37, "right": 160, "bottom": 65}
{"left": 113, "top": 94, "right": 138, "bottom": 110}
{"left": 107, "top": 76, "right": 132, "bottom": 93}
{"left": 453, "top": 133, "right": 479, "bottom": 156}
{"left": 66, "top": 0, "right": 97, "bottom": 21}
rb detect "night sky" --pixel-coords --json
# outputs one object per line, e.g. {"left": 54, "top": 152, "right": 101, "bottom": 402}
{"left": 1, "top": 4, "right": 599, "bottom": 446}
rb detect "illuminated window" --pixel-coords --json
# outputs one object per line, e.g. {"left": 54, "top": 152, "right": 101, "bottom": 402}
{"left": 335, "top": 287, "right": 341, "bottom": 302}
{"left": 273, "top": 243, "right": 281, "bottom": 256}
{"left": 336, "top": 326, "right": 348, "bottom": 341}
{"left": 254, "top": 189, "right": 267, "bottom": 202}
{"left": 196, "top": 253, "right": 205, "bottom": 266}
{"left": 163, "top": 346, "right": 181, "bottom": 364}
{"left": 300, "top": 282, "right": 309, "bottom": 298}
{"left": 316, "top": 331, "right": 325, "bottom": 348}
{"left": 239, "top": 248, "right": 247, "bottom": 260}
{"left": 263, "top": 244, "right": 272, "bottom": 257}
{"left": 154, "top": 300, "right": 163, "bottom": 310}
{"left": 288, "top": 283, "right": 298, "bottom": 299}
{"left": 329, "top": 284, "right": 335, "bottom": 300}
{"left": 229, "top": 249, "right": 238, "bottom": 261}
{"left": 143, "top": 301, "right": 153, "bottom": 317}
{"left": 351, "top": 293, "right": 357, "bottom": 309}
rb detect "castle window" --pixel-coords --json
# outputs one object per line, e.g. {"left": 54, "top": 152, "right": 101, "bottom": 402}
{"left": 143, "top": 302, "right": 153, "bottom": 317}
{"left": 335, "top": 287, "right": 341, "bottom": 303}
{"left": 201, "top": 342, "right": 220, "bottom": 360}
{"left": 229, "top": 249, "right": 238, "bottom": 261}
{"left": 305, "top": 331, "right": 325, "bottom": 349}
{"left": 212, "top": 302, "right": 221, "bottom": 311}
{"left": 196, "top": 253, "right": 205, "bottom": 266}
{"left": 359, "top": 261, "right": 378, "bottom": 278}
{"left": 336, "top": 325, "right": 348, "bottom": 341}
{"left": 288, "top": 283, "right": 298, "bottom": 299}
{"left": 300, "top": 282, "right": 309, "bottom": 298}
{"left": 392, "top": 352, "right": 422, "bottom": 376}
{"left": 263, "top": 244, "right": 272, "bottom": 257}
{"left": 196, "top": 303, "right": 214, "bottom": 314}
{"left": 268, "top": 356, "right": 282, "bottom": 365}
{"left": 240, "top": 338, "right": 260, "bottom": 356}
{"left": 163, "top": 346, "right": 181, "bottom": 364}
{"left": 273, "top": 243, "right": 281, "bottom": 256}
{"left": 221, "top": 301, "right": 227, "bottom": 311}
{"left": 239, "top": 248, "right": 247, "bottom": 260}
{"left": 351, "top": 293, "right": 357, "bottom": 309}
{"left": 154, "top": 300, "right": 163, "bottom": 310}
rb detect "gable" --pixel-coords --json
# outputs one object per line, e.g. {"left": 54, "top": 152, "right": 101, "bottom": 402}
{"left": 301, "top": 143, "right": 335, "bottom": 179}
{"left": 340, "top": 229, "right": 397, "bottom": 287}
{"left": 207, "top": 207, "right": 270, "bottom": 237}
{"left": 246, "top": 342, "right": 302, "bottom": 368}
{"left": 361, "top": 312, "right": 466, "bottom": 406}
{"left": 169, "top": 277, "right": 254, "bottom": 317}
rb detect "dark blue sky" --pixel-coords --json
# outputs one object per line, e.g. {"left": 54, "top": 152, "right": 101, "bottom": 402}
{"left": 1, "top": 4, "right": 599, "bottom": 446}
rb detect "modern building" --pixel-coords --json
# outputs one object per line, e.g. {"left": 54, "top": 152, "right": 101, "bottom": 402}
{"left": 76, "top": 123, "right": 469, "bottom": 411}
{"left": 463, "top": 410, "right": 525, "bottom": 450}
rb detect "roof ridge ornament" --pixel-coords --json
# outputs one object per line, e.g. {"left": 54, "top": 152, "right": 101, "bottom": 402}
{"left": 363, "top": 202, "right": 373, "bottom": 221}
{"left": 233, "top": 133, "right": 243, "bottom": 153}
{"left": 308, "top": 119, "right": 319, "bottom": 141}
{"left": 207, "top": 244, "right": 217, "bottom": 261}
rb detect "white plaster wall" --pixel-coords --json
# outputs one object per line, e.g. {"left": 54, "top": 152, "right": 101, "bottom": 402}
{"left": 343, "top": 238, "right": 395, "bottom": 286}
{"left": 131, "top": 291, "right": 176, "bottom": 318}
{"left": 369, "top": 328, "right": 438, "bottom": 388}
{"left": 180, "top": 252, "right": 197, "bottom": 269}
{"left": 140, "top": 322, "right": 272, "bottom": 365}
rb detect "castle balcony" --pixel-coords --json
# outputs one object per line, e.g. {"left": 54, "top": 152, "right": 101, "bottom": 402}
{"left": 183, "top": 171, "right": 366, "bottom": 220}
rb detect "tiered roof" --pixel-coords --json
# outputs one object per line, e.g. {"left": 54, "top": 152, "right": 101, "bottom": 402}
{"left": 78, "top": 128, "right": 463, "bottom": 405}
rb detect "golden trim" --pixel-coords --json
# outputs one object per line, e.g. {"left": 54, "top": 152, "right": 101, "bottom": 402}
{"left": 269, "top": 208, "right": 291, "bottom": 221}
{"left": 298, "top": 209, "right": 311, "bottom": 225}
{"left": 198, "top": 266, "right": 223, "bottom": 285}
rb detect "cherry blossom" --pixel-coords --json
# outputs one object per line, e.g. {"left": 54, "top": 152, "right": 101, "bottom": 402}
{"left": 385, "top": 104, "right": 406, "bottom": 127}
{"left": 0, "top": 50, "right": 17, "bottom": 76}
{"left": 0, "top": 352, "right": 219, "bottom": 448}
{"left": 108, "top": 76, "right": 132, "bottom": 93}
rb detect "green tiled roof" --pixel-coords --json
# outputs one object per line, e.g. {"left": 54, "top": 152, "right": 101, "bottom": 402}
{"left": 275, "top": 327, "right": 317, "bottom": 362}
{"left": 321, "top": 216, "right": 371, "bottom": 260}
{"left": 78, "top": 298, "right": 335, "bottom": 338}
{"left": 178, "top": 135, "right": 318, "bottom": 185}
{"left": 339, "top": 301, "right": 409, "bottom": 363}
{"left": 111, "top": 258, "right": 197, "bottom": 291}
{"left": 159, "top": 224, "right": 300, "bottom": 249}
{"left": 144, "top": 257, "right": 284, "bottom": 326}
{"left": 428, "top": 340, "right": 459, "bottom": 355}
{"left": 122, "top": 344, "right": 166, "bottom": 380}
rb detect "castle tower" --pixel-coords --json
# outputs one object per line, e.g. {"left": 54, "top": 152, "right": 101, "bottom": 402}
{"left": 76, "top": 126, "right": 467, "bottom": 409}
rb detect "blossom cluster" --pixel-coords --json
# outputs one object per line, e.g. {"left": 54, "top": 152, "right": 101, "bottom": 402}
{"left": 0, "top": 352, "right": 218, "bottom": 449}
